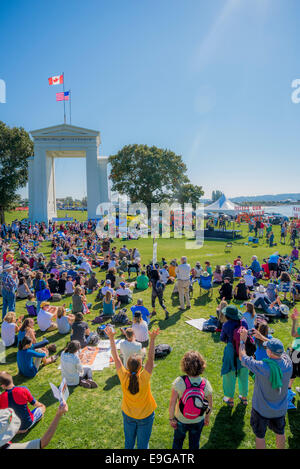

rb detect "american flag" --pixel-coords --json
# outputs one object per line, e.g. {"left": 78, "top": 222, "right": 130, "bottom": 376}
{"left": 56, "top": 91, "right": 70, "bottom": 101}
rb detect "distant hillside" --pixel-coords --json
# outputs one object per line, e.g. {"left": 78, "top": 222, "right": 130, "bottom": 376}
{"left": 230, "top": 194, "right": 300, "bottom": 203}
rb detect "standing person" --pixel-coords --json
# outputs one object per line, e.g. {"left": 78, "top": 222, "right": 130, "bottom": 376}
{"left": 149, "top": 265, "right": 169, "bottom": 320}
{"left": 239, "top": 332, "right": 292, "bottom": 449}
{"left": 169, "top": 351, "right": 213, "bottom": 449}
{"left": 0, "top": 372, "right": 46, "bottom": 433}
{"left": 105, "top": 325, "right": 160, "bottom": 449}
{"left": 175, "top": 256, "right": 191, "bottom": 311}
{"left": 220, "top": 306, "right": 249, "bottom": 407}
{"left": 1, "top": 265, "right": 17, "bottom": 320}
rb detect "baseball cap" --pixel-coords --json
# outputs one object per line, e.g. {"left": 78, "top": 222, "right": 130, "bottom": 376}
{"left": 120, "top": 282, "right": 126, "bottom": 287}
{"left": 263, "top": 338, "right": 284, "bottom": 356}
{"left": 105, "top": 279, "right": 111, "bottom": 284}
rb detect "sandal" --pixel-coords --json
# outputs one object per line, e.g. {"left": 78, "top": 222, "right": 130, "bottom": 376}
{"left": 239, "top": 396, "right": 248, "bottom": 405}
{"left": 223, "top": 397, "right": 234, "bottom": 407}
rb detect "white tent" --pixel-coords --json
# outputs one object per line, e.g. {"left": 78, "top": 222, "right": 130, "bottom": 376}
{"left": 205, "top": 194, "right": 238, "bottom": 213}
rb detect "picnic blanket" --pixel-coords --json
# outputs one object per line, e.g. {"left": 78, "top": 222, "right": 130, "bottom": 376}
{"left": 185, "top": 318, "right": 207, "bottom": 331}
{"left": 58, "top": 339, "right": 121, "bottom": 371}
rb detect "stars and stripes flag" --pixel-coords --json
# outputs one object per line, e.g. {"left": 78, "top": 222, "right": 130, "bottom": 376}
{"left": 56, "top": 91, "right": 70, "bottom": 101}
{"left": 48, "top": 74, "right": 64, "bottom": 85}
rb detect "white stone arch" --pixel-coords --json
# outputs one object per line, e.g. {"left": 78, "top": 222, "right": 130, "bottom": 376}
{"left": 28, "top": 124, "right": 109, "bottom": 222}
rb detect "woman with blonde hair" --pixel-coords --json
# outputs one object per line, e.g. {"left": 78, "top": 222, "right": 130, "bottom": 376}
{"left": 105, "top": 325, "right": 160, "bottom": 449}
{"left": 169, "top": 351, "right": 213, "bottom": 449}
{"left": 1, "top": 312, "right": 23, "bottom": 347}
{"left": 57, "top": 306, "right": 75, "bottom": 334}
{"left": 103, "top": 290, "right": 115, "bottom": 317}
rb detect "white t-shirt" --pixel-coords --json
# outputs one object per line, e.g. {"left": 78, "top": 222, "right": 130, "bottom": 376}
{"left": 37, "top": 309, "right": 53, "bottom": 331}
{"left": 120, "top": 339, "right": 142, "bottom": 368}
{"left": 159, "top": 268, "right": 170, "bottom": 284}
{"left": 65, "top": 281, "right": 74, "bottom": 294}
{"left": 116, "top": 288, "right": 132, "bottom": 297}
{"left": 1, "top": 321, "right": 16, "bottom": 347}
{"left": 244, "top": 274, "right": 254, "bottom": 287}
{"left": 132, "top": 321, "right": 149, "bottom": 343}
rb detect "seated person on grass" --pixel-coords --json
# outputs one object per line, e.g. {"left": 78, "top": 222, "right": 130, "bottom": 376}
{"left": 219, "top": 277, "right": 233, "bottom": 301}
{"left": 119, "top": 328, "right": 144, "bottom": 369}
{"left": 0, "top": 371, "right": 46, "bottom": 434}
{"left": 135, "top": 270, "right": 150, "bottom": 291}
{"left": 17, "top": 336, "right": 57, "bottom": 378}
{"left": 37, "top": 302, "right": 57, "bottom": 332}
{"left": 0, "top": 401, "right": 68, "bottom": 449}
{"left": 116, "top": 282, "right": 133, "bottom": 308}
{"left": 131, "top": 299, "right": 151, "bottom": 324}
{"left": 234, "top": 278, "right": 250, "bottom": 301}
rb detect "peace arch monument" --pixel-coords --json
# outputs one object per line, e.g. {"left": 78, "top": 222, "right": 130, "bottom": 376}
{"left": 28, "top": 124, "right": 109, "bottom": 223}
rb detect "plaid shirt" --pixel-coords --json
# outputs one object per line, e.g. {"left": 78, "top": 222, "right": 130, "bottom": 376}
{"left": 1, "top": 272, "right": 17, "bottom": 292}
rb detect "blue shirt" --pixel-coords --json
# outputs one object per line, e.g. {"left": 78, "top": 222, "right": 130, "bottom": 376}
{"left": 241, "top": 353, "right": 292, "bottom": 418}
{"left": 220, "top": 318, "right": 248, "bottom": 344}
{"left": 17, "top": 349, "right": 46, "bottom": 378}
{"left": 251, "top": 260, "right": 261, "bottom": 273}
{"left": 242, "top": 312, "right": 256, "bottom": 331}
{"left": 131, "top": 305, "right": 150, "bottom": 323}
{"left": 269, "top": 254, "right": 279, "bottom": 264}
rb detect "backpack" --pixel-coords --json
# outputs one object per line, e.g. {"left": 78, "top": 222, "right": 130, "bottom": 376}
{"left": 154, "top": 344, "right": 172, "bottom": 359}
{"left": 178, "top": 376, "right": 209, "bottom": 420}
{"left": 111, "top": 312, "right": 131, "bottom": 325}
{"left": 233, "top": 322, "right": 256, "bottom": 357}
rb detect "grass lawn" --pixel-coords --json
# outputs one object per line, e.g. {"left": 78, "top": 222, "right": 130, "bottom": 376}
{"left": 4, "top": 209, "right": 88, "bottom": 225}
{"left": 1, "top": 222, "right": 300, "bottom": 449}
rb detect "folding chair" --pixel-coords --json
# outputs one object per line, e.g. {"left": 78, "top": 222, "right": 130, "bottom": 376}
{"left": 277, "top": 282, "right": 295, "bottom": 303}
{"left": 198, "top": 275, "right": 213, "bottom": 298}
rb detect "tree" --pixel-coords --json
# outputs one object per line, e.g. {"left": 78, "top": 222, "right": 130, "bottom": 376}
{"left": 0, "top": 121, "right": 33, "bottom": 223}
{"left": 212, "top": 190, "right": 223, "bottom": 202}
{"left": 109, "top": 144, "right": 189, "bottom": 211}
{"left": 175, "top": 183, "right": 204, "bottom": 207}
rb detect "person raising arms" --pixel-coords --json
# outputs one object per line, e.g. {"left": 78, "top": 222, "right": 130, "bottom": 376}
{"left": 105, "top": 325, "right": 160, "bottom": 449}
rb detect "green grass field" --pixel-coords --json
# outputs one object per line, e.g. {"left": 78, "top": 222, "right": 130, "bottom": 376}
{"left": 1, "top": 221, "right": 300, "bottom": 449}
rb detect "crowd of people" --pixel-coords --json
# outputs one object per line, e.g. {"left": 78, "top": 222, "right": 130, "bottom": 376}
{"left": 0, "top": 218, "right": 299, "bottom": 450}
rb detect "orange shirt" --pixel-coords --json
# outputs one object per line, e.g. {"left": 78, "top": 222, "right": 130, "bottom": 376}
{"left": 117, "top": 365, "right": 157, "bottom": 419}
{"left": 168, "top": 265, "right": 176, "bottom": 278}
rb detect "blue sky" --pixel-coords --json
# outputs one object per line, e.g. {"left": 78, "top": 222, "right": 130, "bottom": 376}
{"left": 0, "top": 0, "right": 300, "bottom": 200}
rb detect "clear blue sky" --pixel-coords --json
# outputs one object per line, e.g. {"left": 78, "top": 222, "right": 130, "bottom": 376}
{"left": 1, "top": 0, "right": 300, "bottom": 200}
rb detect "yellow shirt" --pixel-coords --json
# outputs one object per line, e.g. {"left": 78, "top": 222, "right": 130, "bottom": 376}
{"left": 117, "top": 365, "right": 157, "bottom": 419}
{"left": 168, "top": 265, "right": 176, "bottom": 278}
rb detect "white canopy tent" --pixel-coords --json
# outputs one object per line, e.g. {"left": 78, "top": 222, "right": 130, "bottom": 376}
{"left": 205, "top": 194, "right": 239, "bottom": 214}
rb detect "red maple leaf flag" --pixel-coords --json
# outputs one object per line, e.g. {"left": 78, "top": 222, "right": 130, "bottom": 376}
{"left": 48, "top": 75, "right": 63, "bottom": 85}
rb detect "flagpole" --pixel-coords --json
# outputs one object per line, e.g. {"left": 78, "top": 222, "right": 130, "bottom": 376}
{"left": 62, "top": 72, "right": 66, "bottom": 124}
{"left": 69, "top": 89, "right": 72, "bottom": 124}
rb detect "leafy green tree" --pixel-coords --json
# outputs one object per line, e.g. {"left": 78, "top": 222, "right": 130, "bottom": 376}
{"left": 176, "top": 183, "right": 204, "bottom": 207}
{"left": 109, "top": 144, "right": 189, "bottom": 211}
{"left": 212, "top": 190, "right": 223, "bottom": 202}
{"left": 0, "top": 121, "right": 33, "bottom": 223}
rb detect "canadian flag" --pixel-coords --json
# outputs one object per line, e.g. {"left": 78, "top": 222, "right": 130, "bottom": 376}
{"left": 48, "top": 75, "right": 63, "bottom": 85}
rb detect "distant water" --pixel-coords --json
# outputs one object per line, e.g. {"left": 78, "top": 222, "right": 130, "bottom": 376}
{"left": 262, "top": 205, "right": 298, "bottom": 217}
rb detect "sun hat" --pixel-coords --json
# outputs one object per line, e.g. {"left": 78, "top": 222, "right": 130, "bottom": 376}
{"left": 246, "top": 269, "right": 252, "bottom": 275}
{"left": 257, "top": 285, "right": 266, "bottom": 293}
{"left": 222, "top": 305, "right": 243, "bottom": 321}
{"left": 40, "top": 301, "right": 50, "bottom": 308}
{"left": 263, "top": 338, "right": 284, "bottom": 356}
{"left": 3, "top": 264, "right": 13, "bottom": 272}
{"left": 0, "top": 408, "right": 21, "bottom": 447}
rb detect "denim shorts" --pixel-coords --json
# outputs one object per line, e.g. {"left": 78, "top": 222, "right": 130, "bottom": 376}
{"left": 250, "top": 408, "right": 286, "bottom": 438}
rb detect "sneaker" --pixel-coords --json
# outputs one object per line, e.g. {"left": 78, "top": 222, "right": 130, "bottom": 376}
{"left": 151, "top": 311, "right": 157, "bottom": 317}
{"left": 80, "top": 379, "right": 91, "bottom": 389}
{"left": 87, "top": 379, "right": 98, "bottom": 389}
